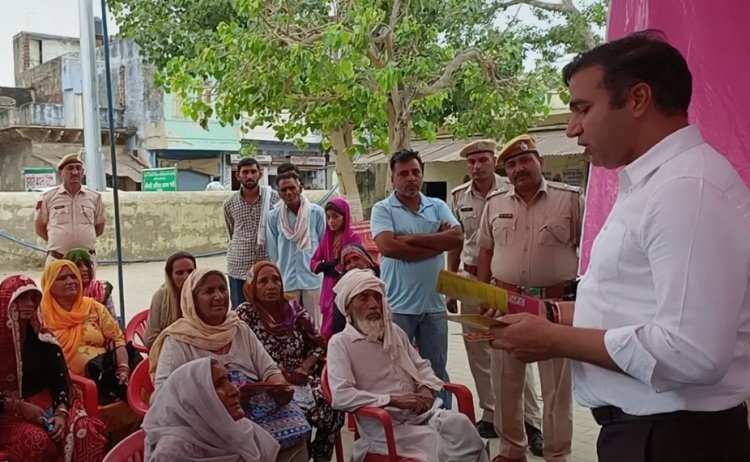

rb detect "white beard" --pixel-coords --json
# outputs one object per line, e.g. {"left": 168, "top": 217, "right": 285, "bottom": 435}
{"left": 354, "top": 315, "right": 385, "bottom": 341}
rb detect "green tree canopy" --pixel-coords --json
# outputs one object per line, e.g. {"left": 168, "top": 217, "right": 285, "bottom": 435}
{"left": 111, "top": 0, "right": 606, "bottom": 212}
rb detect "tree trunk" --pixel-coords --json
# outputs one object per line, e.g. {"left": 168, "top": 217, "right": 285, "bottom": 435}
{"left": 385, "top": 95, "right": 413, "bottom": 194}
{"left": 387, "top": 94, "right": 412, "bottom": 153}
{"left": 329, "top": 125, "right": 364, "bottom": 221}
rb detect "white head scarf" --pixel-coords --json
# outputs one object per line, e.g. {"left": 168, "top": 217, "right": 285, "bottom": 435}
{"left": 149, "top": 268, "right": 240, "bottom": 379}
{"left": 333, "top": 269, "right": 443, "bottom": 390}
{"left": 143, "top": 357, "right": 279, "bottom": 462}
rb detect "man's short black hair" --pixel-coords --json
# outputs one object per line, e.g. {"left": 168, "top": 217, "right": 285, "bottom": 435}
{"left": 237, "top": 157, "right": 260, "bottom": 171}
{"left": 276, "top": 170, "right": 301, "bottom": 186}
{"left": 389, "top": 149, "right": 424, "bottom": 173}
{"left": 275, "top": 162, "right": 302, "bottom": 185}
{"left": 562, "top": 30, "right": 692, "bottom": 115}
{"left": 277, "top": 162, "right": 300, "bottom": 176}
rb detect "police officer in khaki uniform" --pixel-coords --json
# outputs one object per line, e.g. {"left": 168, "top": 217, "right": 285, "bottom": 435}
{"left": 448, "top": 140, "right": 544, "bottom": 450}
{"left": 35, "top": 153, "right": 106, "bottom": 264}
{"left": 477, "top": 135, "right": 583, "bottom": 462}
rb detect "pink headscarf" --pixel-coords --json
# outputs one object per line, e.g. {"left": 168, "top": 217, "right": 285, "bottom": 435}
{"left": 311, "top": 197, "right": 362, "bottom": 338}
{"left": 317, "top": 197, "right": 359, "bottom": 260}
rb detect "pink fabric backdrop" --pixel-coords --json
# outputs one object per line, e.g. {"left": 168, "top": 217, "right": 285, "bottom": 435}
{"left": 579, "top": 0, "right": 750, "bottom": 273}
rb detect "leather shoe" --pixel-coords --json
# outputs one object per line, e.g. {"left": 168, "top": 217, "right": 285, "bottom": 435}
{"left": 476, "top": 420, "right": 498, "bottom": 438}
{"left": 525, "top": 422, "right": 544, "bottom": 457}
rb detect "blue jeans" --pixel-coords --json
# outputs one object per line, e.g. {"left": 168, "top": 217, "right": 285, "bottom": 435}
{"left": 391, "top": 312, "right": 452, "bottom": 409}
{"left": 228, "top": 276, "right": 247, "bottom": 308}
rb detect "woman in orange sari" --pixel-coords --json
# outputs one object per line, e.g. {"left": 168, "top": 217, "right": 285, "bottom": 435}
{"left": 40, "top": 260, "right": 137, "bottom": 441}
{"left": 0, "top": 275, "right": 107, "bottom": 462}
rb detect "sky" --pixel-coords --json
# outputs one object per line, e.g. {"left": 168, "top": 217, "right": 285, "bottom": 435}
{"left": 0, "top": 0, "right": 118, "bottom": 86}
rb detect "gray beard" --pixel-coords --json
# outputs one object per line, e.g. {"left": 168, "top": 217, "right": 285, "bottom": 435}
{"left": 354, "top": 316, "right": 385, "bottom": 341}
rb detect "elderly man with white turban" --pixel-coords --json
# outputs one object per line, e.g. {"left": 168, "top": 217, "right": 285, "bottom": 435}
{"left": 327, "top": 269, "right": 489, "bottom": 462}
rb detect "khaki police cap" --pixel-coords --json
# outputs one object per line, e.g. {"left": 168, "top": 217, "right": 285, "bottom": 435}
{"left": 57, "top": 153, "right": 83, "bottom": 170}
{"left": 496, "top": 134, "right": 539, "bottom": 164}
{"left": 459, "top": 139, "right": 497, "bottom": 158}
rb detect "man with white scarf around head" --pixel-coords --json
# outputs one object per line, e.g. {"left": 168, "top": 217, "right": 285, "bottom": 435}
{"left": 327, "top": 269, "right": 489, "bottom": 462}
{"left": 267, "top": 165, "right": 326, "bottom": 328}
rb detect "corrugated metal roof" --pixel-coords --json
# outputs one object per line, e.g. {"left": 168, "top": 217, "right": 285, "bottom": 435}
{"left": 355, "top": 127, "right": 584, "bottom": 165}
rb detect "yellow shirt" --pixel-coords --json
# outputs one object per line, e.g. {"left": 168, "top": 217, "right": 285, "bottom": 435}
{"left": 65, "top": 303, "right": 126, "bottom": 375}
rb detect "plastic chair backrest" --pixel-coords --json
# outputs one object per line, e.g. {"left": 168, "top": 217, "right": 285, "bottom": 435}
{"left": 103, "top": 429, "right": 146, "bottom": 462}
{"left": 127, "top": 359, "right": 153, "bottom": 418}
{"left": 125, "top": 309, "right": 150, "bottom": 354}
{"left": 321, "top": 364, "right": 333, "bottom": 403}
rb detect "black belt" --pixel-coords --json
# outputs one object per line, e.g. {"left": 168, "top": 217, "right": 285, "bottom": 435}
{"left": 592, "top": 403, "right": 747, "bottom": 426}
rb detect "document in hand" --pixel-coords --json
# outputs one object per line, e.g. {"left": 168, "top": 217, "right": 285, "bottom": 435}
{"left": 436, "top": 270, "right": 542, "bottom": 316}
{"left": 446, "top": 314, "right": 509, "bottom": 331}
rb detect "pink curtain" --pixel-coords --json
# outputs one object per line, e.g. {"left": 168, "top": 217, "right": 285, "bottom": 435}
{"left": 579, "top": 0, "right": 750, "bottom": 273}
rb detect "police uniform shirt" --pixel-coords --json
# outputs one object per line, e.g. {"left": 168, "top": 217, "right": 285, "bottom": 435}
{"left": 477, "top": 180, "right": 584, "bottom": 287}
{"left": 36, "top": 185, "right": 106, "bottom": 253}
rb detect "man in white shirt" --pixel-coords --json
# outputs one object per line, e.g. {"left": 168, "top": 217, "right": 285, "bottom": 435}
{"left": 485, "top": 31, "right": 750, "bottom": 461}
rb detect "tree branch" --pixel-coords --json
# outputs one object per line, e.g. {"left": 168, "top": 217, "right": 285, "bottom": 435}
{"left": 414, "top": 47, "right": 488, "bottom": 98}
{"left": 489, "top": 0, "right": 574, "bottom": 14}
{"left": 389, "top": 0, "right": 402, "bottom": 30}
{"left": 367, "top": 45, "right": 386, "bottom": 68}
{"left": 488, "top": 0, "right": 596, "bottom": 49}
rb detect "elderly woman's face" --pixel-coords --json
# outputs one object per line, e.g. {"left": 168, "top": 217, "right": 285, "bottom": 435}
{"left": 344, "top": 253, "right": 370, "bottom": 271}
{"left": 211, "top": 362, "right": 244, "bottom": 421}
{"left": 52, "top": 267, "right": 80, "bottom": 301}
{"left": 194, "top": 273, "right": 229, "bottom": 326}
{"left": 254, "top": 266, "right": 282, "bottom": 304}
{"left": 75, "top": 261, "right": 90, "bottom": 285}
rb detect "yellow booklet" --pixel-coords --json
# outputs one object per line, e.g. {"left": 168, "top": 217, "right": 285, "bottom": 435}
{"left": 436, "top": 270, "right": 509, "bottom": 313}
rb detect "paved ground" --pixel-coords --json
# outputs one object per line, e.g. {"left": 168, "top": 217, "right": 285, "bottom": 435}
{"left": 1, "top": 255, "right": 600, "bottom": 461}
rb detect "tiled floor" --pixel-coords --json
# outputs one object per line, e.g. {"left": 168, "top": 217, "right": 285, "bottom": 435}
{"left": 2, "top": 255, "right": 600, "bottom": 461}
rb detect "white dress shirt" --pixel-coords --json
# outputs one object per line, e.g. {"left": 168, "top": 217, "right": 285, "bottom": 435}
{"left": 573, "top": 125, "right": 750, "bottom": 415}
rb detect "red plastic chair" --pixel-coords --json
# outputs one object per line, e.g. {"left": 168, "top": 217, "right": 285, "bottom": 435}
{"left": 70, "top": 373, "right": 101, "bottom": 418}
{"left": 322, "top": 365, "right": 476, "bottom": 462}
{"left": 127, "top": 359, "right": 153, "bottom": 418}
{"left": 125, "top": 309, "right": 150, "bottom": 354}
{"left": 103, "top": 429, "right": 146, "bottom": 462}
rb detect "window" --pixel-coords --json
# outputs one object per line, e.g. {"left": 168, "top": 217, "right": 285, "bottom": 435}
{"left": 29, "top": 39, "right": 42, "bottom": 68}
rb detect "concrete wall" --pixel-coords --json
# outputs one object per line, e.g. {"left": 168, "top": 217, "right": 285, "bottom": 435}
{"left": 164, "top": 93, "right": 241, "bottom": 152}
{"left": 18, "top": 57, "right": 63, "bottom": 103}
{"left": 0, "top": 141, "right": 49, "bottom": 191}
{"left": 94, "top": 40, "right": 165, "bottom": 164}
{"left": 13, "top": 32, "right": 80, "bottom": 86}
{"left": 0, "top": 190, "right": 334, "bottom": 269}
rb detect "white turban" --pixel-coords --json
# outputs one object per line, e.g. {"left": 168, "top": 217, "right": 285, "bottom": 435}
{"left": 333, "top": 269, "right": 443, "bottom": 390}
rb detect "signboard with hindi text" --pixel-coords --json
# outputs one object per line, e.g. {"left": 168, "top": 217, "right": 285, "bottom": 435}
{"left": 142, "top": 167, "right": 177, "bottom": 192}
{"left": 23, "top": 167, "right": 57, "bottom": 191}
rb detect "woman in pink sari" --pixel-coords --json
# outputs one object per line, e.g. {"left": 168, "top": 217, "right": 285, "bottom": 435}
{"left": 310, "top": 197, "right": 361, "bottom": 339}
